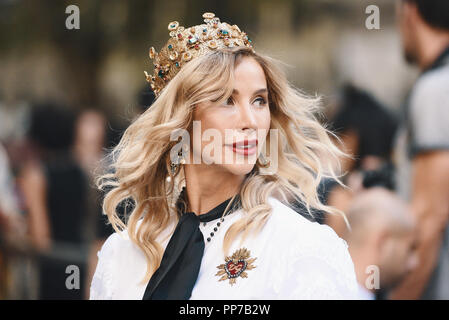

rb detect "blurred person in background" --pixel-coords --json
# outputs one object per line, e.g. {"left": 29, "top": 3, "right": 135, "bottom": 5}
{"left": 331, "top": 85, "right": 398, "bottom": 180}
{"left": 325, "top": 85, "right": 398, "bottom": 237}
{"left": 342, "top": 188, "right": 418, "bottom": 300}
{"left": 0, "top": 142, "right": 27, "bottom": 299}
{"left": 72, "top": 108, "right": 108, "bottom": 299}
{"left": 73, "top": 109, "right": 107, "bottom": 176}
{"left": 18, "top": 103, "right": 89, "bottom": 299}
{"left": 0, "top": 143, "right": 25, "bottom": 242}
{"left": 392, "top": 0, "right": 449, "bottom": 299}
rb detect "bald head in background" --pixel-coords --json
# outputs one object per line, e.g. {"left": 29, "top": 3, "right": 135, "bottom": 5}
{"left": 345, "top": 188, "right": 415, "bottom": 245}
{"left": 343, "top": 188, "right": 418, "bottom": 297}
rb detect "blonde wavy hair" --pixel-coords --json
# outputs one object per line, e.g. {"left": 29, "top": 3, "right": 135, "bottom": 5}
{"left": 98, "top": 46, "right": 348, "bottom": 283}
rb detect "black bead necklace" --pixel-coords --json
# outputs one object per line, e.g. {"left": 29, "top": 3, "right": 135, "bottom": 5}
{"left": 202, "top": 196, "right": 242, "bottom": 243}
{"left": 203, "top": 216, "right": 226, "bottom": 242}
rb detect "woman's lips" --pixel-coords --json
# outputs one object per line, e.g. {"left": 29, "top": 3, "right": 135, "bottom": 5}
{"left": 227, "top": 139, "right": 258, "bottom": 156}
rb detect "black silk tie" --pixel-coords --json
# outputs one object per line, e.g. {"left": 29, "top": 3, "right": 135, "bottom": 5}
{"left": 142, "top": 188, "right": 240, "bottom": 300}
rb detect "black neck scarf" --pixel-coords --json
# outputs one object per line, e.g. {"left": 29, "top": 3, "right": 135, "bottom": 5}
{"left": 142, "top": 187, "right": 241, "bottom": 300}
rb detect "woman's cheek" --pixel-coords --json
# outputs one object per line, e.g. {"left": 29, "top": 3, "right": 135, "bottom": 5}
{"left": 258, "top": 109, "right": 271, "bottom": 130}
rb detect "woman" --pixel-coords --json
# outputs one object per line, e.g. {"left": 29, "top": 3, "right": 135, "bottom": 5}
{"left": 90, "top": 12, "right": 358, "bottom": 300}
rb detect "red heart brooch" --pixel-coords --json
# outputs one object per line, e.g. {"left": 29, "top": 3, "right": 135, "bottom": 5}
{"left": 215, "top": 247, "right": 257, "bottom": 285}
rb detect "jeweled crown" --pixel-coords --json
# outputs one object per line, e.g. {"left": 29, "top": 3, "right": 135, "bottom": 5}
{"left": 144, "top": 12, "right": 254, "bottom": 97}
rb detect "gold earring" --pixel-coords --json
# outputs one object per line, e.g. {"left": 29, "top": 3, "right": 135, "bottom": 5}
{"left": 167, "top": 148, "right": 184, "bottom": 182}
{"left": 257, "top": 153, "right": 270, "bottom": 168}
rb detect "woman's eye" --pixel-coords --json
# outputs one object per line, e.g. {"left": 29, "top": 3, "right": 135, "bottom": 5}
{"left": 254, "top": 97, "right": 267, "bottom": 106}
{"left": 224, "top": 97, "right": 234, "bottom": 106}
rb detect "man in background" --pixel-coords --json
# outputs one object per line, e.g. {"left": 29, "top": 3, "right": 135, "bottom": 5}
{"left": 393, "top": 0, "right": 449, "bottom": 299}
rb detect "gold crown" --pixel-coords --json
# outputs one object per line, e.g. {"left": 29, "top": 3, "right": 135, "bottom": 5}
{"left": 144, "top": 12, "right": 254, "bottom": 97}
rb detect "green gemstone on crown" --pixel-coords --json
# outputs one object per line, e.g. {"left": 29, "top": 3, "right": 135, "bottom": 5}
{"left": 188, "top": 36, "right": 198, "bottom": 44}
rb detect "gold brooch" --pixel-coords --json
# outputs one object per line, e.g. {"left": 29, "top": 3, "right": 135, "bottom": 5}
{"left": 215, "top": 248, "right": 257, "bottom": 286}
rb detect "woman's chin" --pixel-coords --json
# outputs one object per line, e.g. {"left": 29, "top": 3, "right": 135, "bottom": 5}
{"left": 219, "top": 163, "right": 257, "bottom": 176}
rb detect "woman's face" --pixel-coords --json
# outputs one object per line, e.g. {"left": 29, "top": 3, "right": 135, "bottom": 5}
{"left": 191, "top": 56, "right": 271, "bottom": 176}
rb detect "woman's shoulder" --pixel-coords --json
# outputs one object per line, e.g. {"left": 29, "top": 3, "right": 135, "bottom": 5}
{"left": 96, "top": 222, "right": 135, "bottom": 255}
{"left": 95, "top": 216, "right": 177, "bottom": 266}
{"left": 267, "top": 196, "right": 346, "bottom": 244}
{"left": 97, "top": 231, "right": 129, "bottom": 257}
{"left": 90, "top": 232, "right": 122, "bottom": 299}
{"left": 268, "top": 197, "right": 355, "bottom": 269}
{"left": 266, "top": 197, "right": 358, "bottom": 299}
{"left": 267, "top": 196, "right": 349, "bottom": 255}
{"left": 90, "top": 220, "right": 152, "bottom": 299}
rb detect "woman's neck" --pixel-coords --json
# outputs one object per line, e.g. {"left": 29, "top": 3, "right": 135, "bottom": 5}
{"left": 183, "top": 163, "right": 244, "bottom": 215}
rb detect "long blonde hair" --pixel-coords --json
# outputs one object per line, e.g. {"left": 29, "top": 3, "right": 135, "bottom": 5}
{"left": 98, "top": 46, "right": 348, "bottom": 283}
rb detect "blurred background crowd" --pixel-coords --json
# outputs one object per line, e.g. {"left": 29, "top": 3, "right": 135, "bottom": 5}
{"left": 0, "top": 0, "right": 448, "bottom": 299}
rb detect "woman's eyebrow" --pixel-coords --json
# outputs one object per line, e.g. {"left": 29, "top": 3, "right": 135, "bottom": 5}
{"left": 232, "top": 88, "right": 268, "bottom": 95}
{"left": 253, "top": 88, "right": 268, "bottom": 95}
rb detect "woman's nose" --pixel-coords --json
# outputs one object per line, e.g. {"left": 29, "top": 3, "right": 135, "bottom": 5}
{"left": 237, "top": 103, "right": 257, "bottom": 130}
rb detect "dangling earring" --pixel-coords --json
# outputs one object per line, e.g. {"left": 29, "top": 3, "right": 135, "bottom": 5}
{"left": 257, "top": 152, "right": 270, "bottom": 168}
{"left": 167, "top": 147, "right": 187, "bottom": 182}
